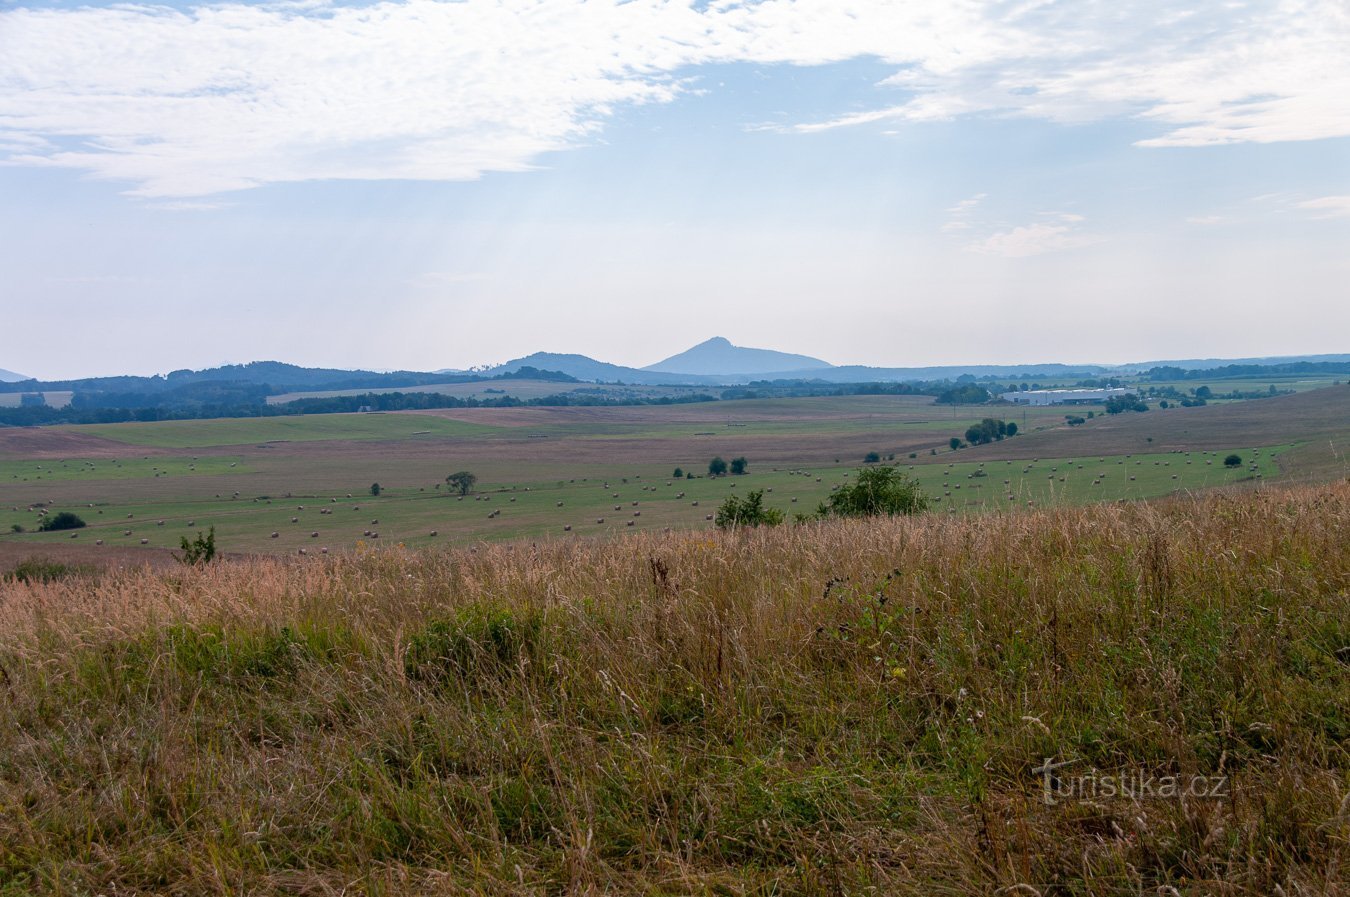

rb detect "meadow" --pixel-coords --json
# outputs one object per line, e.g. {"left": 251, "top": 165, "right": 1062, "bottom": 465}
{"left": 1, "top": 387, "right": 1346, "bottom": 559}
{"left": 0, "top": 481, "right": 1346, "bottom": 894}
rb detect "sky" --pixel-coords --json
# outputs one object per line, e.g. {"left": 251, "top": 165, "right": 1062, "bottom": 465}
{"left": 1, "top": 0, "right": 1348, "bottom": 381}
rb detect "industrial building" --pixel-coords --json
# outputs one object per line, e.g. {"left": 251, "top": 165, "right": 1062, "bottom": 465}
{"left": 1000, "top": 387, "right": 1131, "bottom": 406}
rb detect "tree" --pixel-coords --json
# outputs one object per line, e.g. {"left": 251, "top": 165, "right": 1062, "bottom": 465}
{"left": 708, "top": 456, "right": 728, "bottom": 477}
{"left": 177, "top": 527, "right": 217, "bottom": 566}
{"left": 369, "top": 482, "right": 381, "bottom": 496}
{"left": 818, "top": 466, "right": 929, "bottom": 519}
{"left": 1104, "top": 394, "right": 1148, "bottom": 414}
{"left": 714, "top": 490, "right": 783, "bottom": 528}
{"left": 1005, "top": 421, "right": 1018, "bottom": 436}
{"left": 729, "top": 457, "right": 748, "bottom": 475}
{"left": 949, "top": 437, "right": 962, "bottom": 451}
{"left": 1194, "top": 386, "right": 1212, "bottom": 399}
{"left": 672, "top": 467, "right": 683, "bottom": 478}
{"left": 1224, "top": 454, "right": 1242, "bottom": 468}
{"left": 864, "top": 451, "right": 881, "bottom": 464}
{"left": 935, "top": 384, "right": 991, "bottom": 405}
{"left": 963, "top": 418, "right": 1010, "bottom": 446}
{"left": 446, "top": 471, "right": 477, "bottom": 496}
{"left": 37, "top": 511, "right": 85, "bottom": 532}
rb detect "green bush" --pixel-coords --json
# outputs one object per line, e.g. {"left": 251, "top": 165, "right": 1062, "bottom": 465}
{"left": 5, "top": 557, "right": 88, "bottom": 583}
{"left": 1224, "top": 453, "right": 1242, "bottom": 468}
{"left": 178, "top": 527, "right": 217, "bottom": 565}
{"left": 818, "top": 466, "right": 929, "bottom": 518}
{"left": 37, "top": 511, "right": 86, "bottom": 532}
{"left": 714, "top": 490, "right": 783, "bottom": 528}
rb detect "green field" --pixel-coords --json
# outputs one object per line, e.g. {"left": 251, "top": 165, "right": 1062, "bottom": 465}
{"left": 0, "top": 387, "right": 1345, "bottom": 559}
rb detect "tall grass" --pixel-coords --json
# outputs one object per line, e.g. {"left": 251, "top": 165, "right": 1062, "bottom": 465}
{"left": 1, "top": 483, "right": 1347, "bottom": 895}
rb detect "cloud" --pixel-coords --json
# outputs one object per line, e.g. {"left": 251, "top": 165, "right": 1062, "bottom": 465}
{"left": 969, "top": 221, "right": 1104, "bottom": 258}
{"left": 1, "top": 0, "right": 1347, "bottom": 197}
{"left": 941, "top": 192, "right": 987, "bottom": 232}
{"left": 1295, "top": 196, "right": 1350, "bottom": 219}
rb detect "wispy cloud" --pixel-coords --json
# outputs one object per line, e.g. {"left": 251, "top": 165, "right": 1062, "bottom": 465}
{"left": 968, "top": 218, "right": 1105, "bottom": 258}
{"left": 941, "top": 193, "right": 987, "bottom": 233}
{"left": 1295, "top": 196, "right": 1350, "bottom": 219}
{"left": 1, "top": 0, "right": 1347, "bottom": 197}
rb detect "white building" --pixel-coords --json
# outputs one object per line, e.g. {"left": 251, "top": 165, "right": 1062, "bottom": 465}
{"left": 1001, "top": 387, "right": 1131, "bottom": 406}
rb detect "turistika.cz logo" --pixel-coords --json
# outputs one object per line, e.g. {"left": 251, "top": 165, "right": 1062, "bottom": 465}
{"left": 1033, "top": 758, "right": 1229, "bottom": 806}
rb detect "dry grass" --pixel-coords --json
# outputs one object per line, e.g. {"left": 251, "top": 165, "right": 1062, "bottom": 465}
{"left": 1, "top": 482, "right": 1348, "bottom": 895}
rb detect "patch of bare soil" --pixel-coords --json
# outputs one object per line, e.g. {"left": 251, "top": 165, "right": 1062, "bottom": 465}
{"left": 0, "top": 428, "right": 166, "bottom": 460}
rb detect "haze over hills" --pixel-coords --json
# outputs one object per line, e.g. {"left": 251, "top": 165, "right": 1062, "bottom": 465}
{"left": 4, "top": 340, "right": 1349, "bottom": 395}
{"left": 644, "top": 337, "right": 832, "bottom": 376}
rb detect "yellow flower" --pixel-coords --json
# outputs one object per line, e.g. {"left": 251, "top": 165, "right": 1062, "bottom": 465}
{"left": 890, "top": 666, "right": 907, "bottom": 680}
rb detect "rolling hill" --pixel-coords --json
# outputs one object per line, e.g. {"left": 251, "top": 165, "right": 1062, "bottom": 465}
{"left": 643, "top": 336, "right": 832, "bottom": 376}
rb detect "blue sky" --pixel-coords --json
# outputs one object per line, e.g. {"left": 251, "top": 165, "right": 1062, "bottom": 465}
{"left": 1, "top": 0, "right": 1347, "bottom": 380}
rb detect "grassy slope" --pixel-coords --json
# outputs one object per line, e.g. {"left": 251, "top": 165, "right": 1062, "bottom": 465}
{"left": 1, "top": 482, "right": 1346, "bottom": 894}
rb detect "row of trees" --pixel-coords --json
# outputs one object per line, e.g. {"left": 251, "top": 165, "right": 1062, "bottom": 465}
{"left": 707, "top": 456, "right": 748, "bottom": 477}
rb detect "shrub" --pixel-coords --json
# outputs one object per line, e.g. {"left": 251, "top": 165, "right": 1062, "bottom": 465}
{"left": 4, "top": 557, "right": 87, "bottom": 583}
{"left": 178, "top": 527, "right": 217, "bottom": 566}
{"left": 714, "top": 490, "right": 783, "bottom": 528}
{"left": 672, "top": 467, "right": 683, "bottom": 478}
{"left": 818, "top": 466, "right": 929, "bottom": 518}
{"left": 708, "top": 456, "right": 728, "bottom": 477}
{"left": 1224, "top": 454, "right": 1243, "bottom": 468}
{"left": 864, "top": 451, "right": 881, "bottom": 464}
{"left": 37, "top": 511, "right": 86, "bottom": 532}
{"left": 729, "top": 457, "right": 748, "bottom": 475}
{"left": 369, "top": 482, "right": 381, "bottom": 496}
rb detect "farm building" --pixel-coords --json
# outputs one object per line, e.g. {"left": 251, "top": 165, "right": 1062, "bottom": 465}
{"left": 1000, "top": 387, "right": 1131, "bottom": 406}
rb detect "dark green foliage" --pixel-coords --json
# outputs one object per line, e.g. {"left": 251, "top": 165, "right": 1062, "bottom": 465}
{"left": 729, "top": 456, "right": 748, "bottom": 475}
{"left": 1224, "top": 454, "right": 1243, "bottom": 468}
{"left": 672, "top": 467, "right": 683, "bottom": 478}
{"left": 708, "top": 456, "right": 728, "bottom": 477}
{"left": 819, "top": 466, "right": 929, "bottom": 518}
{"left": 404, "top": 607, "right": 540, "bottom": 684}
{"left": 5, "top": 557, "right": 87, "bottom": 583}
{"left": 963, "top": 418, "right": 1011, "bottom": 446}
{"left": 370, "top": 482, "right": 381, "bottom": 496}
{"left": 446, "top": 471, "right": 477, "bottom": 495}
{"left": 178, "top": 527, "right": 217, "bottom": 566}
{"left": 934, "top": 384, "right": 991, "bottom": 405}
{"left": 1104, "top": 394, "right": 1149, "bottom": 414}
{"left": 37, "top": 511, "right": 86, "bottom": 532}
{"left": 714, "top": 490, "right": 783, "bottom": 528}
{"left": 949, "top": 437, "right": 962, "bottom": 451}
{"left": 864, "top": 451, "right": 881, "bottom": 463}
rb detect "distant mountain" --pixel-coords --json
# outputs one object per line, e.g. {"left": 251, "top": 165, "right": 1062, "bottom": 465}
{"left": 485, "top": 352, "right": 717, "bottom": 385}
{"left": 644, "top": 337, "right": 832, "bottom": 376}
{"left": 0, "top": 368, "right": 28, "bottom": 382}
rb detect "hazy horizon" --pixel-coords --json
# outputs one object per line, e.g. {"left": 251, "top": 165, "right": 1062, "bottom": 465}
{"left": 3, "top": 0, "right": 1347, "bottom": 381}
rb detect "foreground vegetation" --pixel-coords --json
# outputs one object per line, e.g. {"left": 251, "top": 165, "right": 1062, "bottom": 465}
{"left": 1, "top": 481, "right": 1346, "bottom": 894}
